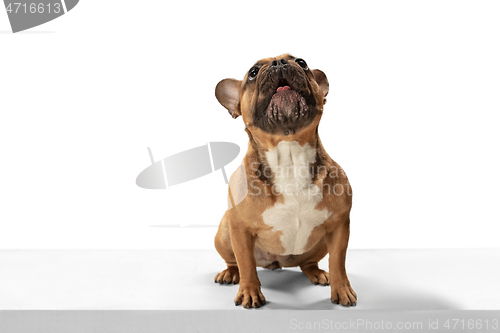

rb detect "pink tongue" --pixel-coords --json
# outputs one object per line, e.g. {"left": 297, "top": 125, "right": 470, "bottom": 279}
{"left": 276, "top": 86, "right": 291, "bottom": 93}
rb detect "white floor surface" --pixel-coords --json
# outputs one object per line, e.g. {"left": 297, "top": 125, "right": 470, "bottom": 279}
{"left": 0, "top": 249, "right": 498, "bottom": 310}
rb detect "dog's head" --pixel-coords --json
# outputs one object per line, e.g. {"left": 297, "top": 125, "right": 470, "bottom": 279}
{"left": 216, "top": 54, "right": 329, "bottom": 143}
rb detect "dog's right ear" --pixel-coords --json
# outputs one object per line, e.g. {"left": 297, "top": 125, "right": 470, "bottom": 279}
{"left": 215, "top": 79, "right": 242, "bottom": 119}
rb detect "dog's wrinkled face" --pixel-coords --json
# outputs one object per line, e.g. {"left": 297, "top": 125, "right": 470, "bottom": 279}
{"left": 216, "top": 54, "right": 329, "bottom": 139}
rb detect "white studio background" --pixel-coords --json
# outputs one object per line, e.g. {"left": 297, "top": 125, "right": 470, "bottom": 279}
{"left": 1, "top": 0, "right": 499, "bottom": 249}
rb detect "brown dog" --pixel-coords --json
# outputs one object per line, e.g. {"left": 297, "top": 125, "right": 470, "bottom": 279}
{"left": 214, "top": 54, "right": 356, "bottom": 308}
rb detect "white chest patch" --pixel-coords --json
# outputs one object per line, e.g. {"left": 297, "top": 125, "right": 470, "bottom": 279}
{"left": 262, "top": 141, "right": 331, "bottom": 255}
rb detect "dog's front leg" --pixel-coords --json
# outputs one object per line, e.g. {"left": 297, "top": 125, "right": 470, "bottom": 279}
{"left": 229, "top": 220, "right": 266, "bottom": 308}
{"left": 326, "top": 218, "right": 357, "bottom": 306}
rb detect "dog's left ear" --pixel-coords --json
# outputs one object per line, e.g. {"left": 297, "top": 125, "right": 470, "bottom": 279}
{"left": 312, "top": 69, "right": 329, "bottom": 97}
{"left": 215, "top": 79, "right": 242, "bottom": 119}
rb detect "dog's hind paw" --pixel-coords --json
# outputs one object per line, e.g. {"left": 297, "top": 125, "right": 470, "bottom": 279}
{"left": 214, "top": 266, "right": 240, "bottom": 284}
{"left": 301, "top": 264, "right": 329, "bottom": 286}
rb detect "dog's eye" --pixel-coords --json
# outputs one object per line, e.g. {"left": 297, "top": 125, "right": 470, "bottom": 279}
{"left": 248, "top": 66, "right": 259, "bottom": 80}
{"left": 295, "top": 58, "right": 308, "bottom": 70}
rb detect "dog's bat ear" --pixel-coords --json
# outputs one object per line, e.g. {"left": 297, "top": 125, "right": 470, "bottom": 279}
{"left": 312, "top": 69, "right": 329, "bottom": 98}
{"left": 215, "top": 79, "right": 242, "bottom": 119}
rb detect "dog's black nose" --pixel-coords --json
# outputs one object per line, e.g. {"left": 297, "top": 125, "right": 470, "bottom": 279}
{"left": 270, "top": 58, "right": 288, "bottom": 68}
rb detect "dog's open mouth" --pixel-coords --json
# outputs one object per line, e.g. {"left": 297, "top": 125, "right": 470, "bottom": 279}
{"left": 253, "top": 70, "right": 318, "bottom": 135}
{"left": 276, "top": 79, "right": 290, "bottom": 93}
{"left": 263, "top": 79, "right": 309, "bottom": 126}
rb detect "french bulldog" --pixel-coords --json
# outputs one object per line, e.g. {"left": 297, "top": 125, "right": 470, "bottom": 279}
{"left": 214, "top": 54, "right": 356, "bottom": 308}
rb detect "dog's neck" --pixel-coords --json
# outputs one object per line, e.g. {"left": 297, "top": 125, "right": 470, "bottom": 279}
{"left": 245, "top": 127, "right": 328, "bottom": 189}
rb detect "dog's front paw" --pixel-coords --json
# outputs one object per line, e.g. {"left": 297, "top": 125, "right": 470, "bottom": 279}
{"left": 234, "top": 283, "right": 266, "bottom": 309}
{"left": 214, "top": 266, "right": 239, "bottom": 284}
{"left": 331, "top": 283, "right": 357, "bottom": 307}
